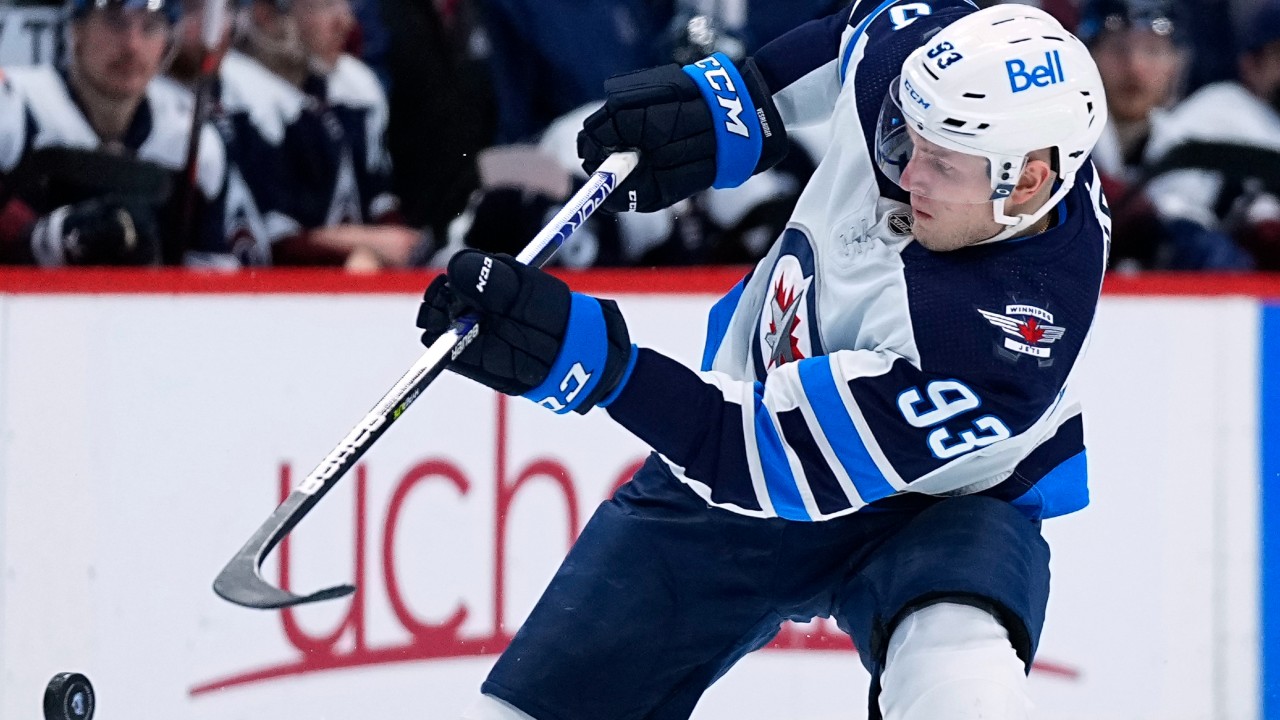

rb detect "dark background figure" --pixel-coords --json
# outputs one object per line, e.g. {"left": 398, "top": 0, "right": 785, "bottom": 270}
{"left": 1076, "top": 0, "right": 1187, "bottom": 269}
{"left": 377, "top": 0, "right": 497, "bottom": 241}
{"left": 479, "top": 0, "right": 675, "bottom": 144}
{"left": 1135, "top": 0, "right": 1280, "bottom": 269}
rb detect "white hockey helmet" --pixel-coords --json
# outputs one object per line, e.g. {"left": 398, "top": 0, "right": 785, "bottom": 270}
{"left": 875, "top": 4, "right": 1107, "bottom": 240}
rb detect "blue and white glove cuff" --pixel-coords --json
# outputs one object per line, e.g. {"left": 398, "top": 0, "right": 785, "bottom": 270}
{"left": 682, "top": 52, "right": 764, "bottom": 189}
{"left": 522, "top": 294, "right": 611, "bottom": 414}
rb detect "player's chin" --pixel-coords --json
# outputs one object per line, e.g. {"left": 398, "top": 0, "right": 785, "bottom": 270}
{"left": 912, "top": 224, "right": 972, "bottom": 252}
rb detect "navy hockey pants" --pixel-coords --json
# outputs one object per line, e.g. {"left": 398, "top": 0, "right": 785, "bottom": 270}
{"left": 482, "top": 454, "right": 1051, "bottom": 720}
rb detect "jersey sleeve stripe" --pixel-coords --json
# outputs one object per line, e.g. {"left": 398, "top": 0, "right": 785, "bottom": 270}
{"left": 737, "top": 380, "right": 777, "bottom": 516}
{"left": 751, "top": 393, "right": 811, "bottom": 520}
{"left": 798, "top": 356, "right": 897, "bottom": 502}
{"left": 777, "top": 408, "right": 860, "bottom": 516}
{"left": 839, "top": 0, "right": 898, "bottom": 82}
{"left": 702, "top": 273, "right": 750, "bottom": 371}
{"left": 1009, "top": 449, "right": 1089, "bottom": 519}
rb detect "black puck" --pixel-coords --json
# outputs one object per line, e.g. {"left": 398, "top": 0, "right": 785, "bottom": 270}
{"left": 43, "top": 672, "right": 94, "bottom": 720}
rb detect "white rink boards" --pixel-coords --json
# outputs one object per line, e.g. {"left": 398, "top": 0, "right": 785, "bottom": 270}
{"left": 0, "top": 271, "right": 1272, "bottom": 720}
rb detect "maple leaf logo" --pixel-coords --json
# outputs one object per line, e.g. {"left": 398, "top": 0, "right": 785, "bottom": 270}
{"left": 977, "top": 307, "right": 1066, "bottom": 359}
{"left": 1017, "top": 317, "right": 1046, "bottom": 345}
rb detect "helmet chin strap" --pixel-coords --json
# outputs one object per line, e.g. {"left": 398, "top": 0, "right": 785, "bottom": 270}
{"left": 980, "top": 174, "right": 1072, "bottom": 244}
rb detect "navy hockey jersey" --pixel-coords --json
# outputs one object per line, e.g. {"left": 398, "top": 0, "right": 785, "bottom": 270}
{"left": 604, "top": 0, "right": 1112, "bottom": 522}
{"left": 209, "top": 49, "right": 308, "bottom": 265}
{"left": 0, "top": 64, "right": 231, "bottom": 266}
{"left": 294, "top": 54, "right": 398, "bottom": 228}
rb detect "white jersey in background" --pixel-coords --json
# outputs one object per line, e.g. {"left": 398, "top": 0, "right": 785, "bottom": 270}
{"left": 0, "top": 64, "right": 231, "bottom": 265}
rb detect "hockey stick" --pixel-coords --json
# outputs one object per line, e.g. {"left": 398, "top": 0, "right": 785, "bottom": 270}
{"left": 168, "top": 0, "right": 228, "bottom": 264}
{"left": 213, "top": 151, "right": 640, "bottom": 609}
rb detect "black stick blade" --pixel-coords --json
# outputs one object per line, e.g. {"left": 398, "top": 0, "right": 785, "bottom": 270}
{"left": 212, "top": 555, "right": 355, "bottom": 609}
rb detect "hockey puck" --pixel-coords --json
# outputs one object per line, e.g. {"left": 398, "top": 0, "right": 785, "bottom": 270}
{"left": 43, "top": 672, "right": 94, "bottom": 720}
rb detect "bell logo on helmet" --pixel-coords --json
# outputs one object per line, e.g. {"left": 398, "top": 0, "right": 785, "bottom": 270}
{"left": 693, "top": 56, "right": 751, "bottom": 138}
{"left": 1006, "top": 50, "right": 1066, "bottom": 93}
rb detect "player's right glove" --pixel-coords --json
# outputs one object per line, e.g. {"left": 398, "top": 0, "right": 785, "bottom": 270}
{"left": 578, "top": 52, "right": 788, "bottom": 213}
{"left": 28, "top": 197, "right": 161, "bottom": 266}
{"left": 416, "top": 250, "right": 634, "bottom": 415}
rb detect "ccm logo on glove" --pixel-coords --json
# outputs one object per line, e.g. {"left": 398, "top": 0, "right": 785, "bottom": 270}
{"left": 692, "top": 55, "right": 751, "bottom": 138}
{"left": 476, "top": 255, "right": 493, "bottom": 293}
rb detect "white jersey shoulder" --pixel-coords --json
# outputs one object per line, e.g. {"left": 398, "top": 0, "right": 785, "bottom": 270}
{"left": 325, "top": 54, "right": 391, "bottom": 177}
{"left": 140, "top": 75, "right": 226, "bottom": 199}
{"left": 1, "top": 65, "right": 99, "bottom": 163}
{"left": 219, "top": 50, "right": 307, "bottom": 146}
{"left": 0, "top": 69, "right": 20, "bottom": 171}
{"left": 1146, "top": 81, "right": 1280, "bottom": 162}
{"left": 325, "top": 54, "right": 386, "bottom": 110}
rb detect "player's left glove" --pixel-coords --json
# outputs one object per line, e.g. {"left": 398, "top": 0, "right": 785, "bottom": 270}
{"left": 416, "top": 250, "right": 635, "bottom": 414}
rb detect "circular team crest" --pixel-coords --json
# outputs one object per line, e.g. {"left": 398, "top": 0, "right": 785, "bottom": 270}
{"left": 752, "top": 229, "right": 823, "bottom": 378}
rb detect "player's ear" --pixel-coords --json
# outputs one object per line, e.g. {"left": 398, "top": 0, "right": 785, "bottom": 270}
{"left": 1010, "top": 151, "right": 1054, "bottom": 205}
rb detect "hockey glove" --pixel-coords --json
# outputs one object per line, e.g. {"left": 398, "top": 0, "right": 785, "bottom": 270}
{"left": 416, "top": 250, "right": 635, "bottom": 414}
{"left": 29, "top": 197, "right": 161, "bottom": 266}
{"left": 578, "top": 52, "right": 788, "bottom": 213}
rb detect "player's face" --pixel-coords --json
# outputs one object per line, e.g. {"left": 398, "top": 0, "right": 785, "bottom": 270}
{"left": 898, "top": 127, "right": 1002, "bottom": 251}
{"left": 293, "top": 0, "right": 353, "bottom": 70}
{"left": 1241, "top": 41, "right": 1280, "bottom": 113}
{"left": 74, "top": 7, "right": 171, "bottom": 101}
{"left": 1091, "top": 30, "right": 1182, "bottom": 123}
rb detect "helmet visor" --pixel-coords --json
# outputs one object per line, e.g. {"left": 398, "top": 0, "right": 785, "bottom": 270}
{"left": 874, "top": 77, "right": 1003, "bottom": 205}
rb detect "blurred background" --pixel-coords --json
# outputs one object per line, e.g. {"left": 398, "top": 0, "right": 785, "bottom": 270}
{"left": 3, "top": 0, "right": 1280, "bottom": 273}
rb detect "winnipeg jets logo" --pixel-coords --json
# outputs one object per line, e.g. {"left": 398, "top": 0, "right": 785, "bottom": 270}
{"left": 978, "top": 304, "right": 1066, "bottom": 358}
{"left": 764, "top": 275, "right": 812, "bottom": 368}
{"left": 752, "top": 229, "right": 821, "bottom": 380}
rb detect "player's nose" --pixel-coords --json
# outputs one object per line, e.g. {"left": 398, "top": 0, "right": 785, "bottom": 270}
{"left": 899, "top": 154, "right": 921, "bottom": 193}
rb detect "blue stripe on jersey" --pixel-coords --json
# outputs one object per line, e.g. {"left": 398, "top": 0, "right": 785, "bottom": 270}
{"left": 754, "top": 393, "right": 811, "bottom": 520}
{"left": 798, "top": 356, "right": 896, "bottom": 502}
{"left": 1010, "top": 450, "right": 1089, "bottom": 519}
{"left": 702, "top": 273, "right": 750, "bottom": 371}
{"left": 776, "top": 408, "right": 852, "bottom": 515}
{"left": 839, "top": 0, "right": 898, "bottom": 82}
{"left": 1261, "top": 303, "right": 1280, "bottom": 717}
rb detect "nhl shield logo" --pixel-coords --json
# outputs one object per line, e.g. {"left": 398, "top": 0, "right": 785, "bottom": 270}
{"left": 978, "top": 304, "right": 1066, "bottom": 358}
{"left": 888, "top": 212, "right": 913, "bottom": 237}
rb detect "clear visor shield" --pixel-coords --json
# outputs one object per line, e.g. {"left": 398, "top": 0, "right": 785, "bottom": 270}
{"left": 874, "top": 78, "right": 1006, "bottom": 205}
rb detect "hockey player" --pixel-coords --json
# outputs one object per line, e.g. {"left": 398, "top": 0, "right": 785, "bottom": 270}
{"left": 0, "top": 0, "right": 230, "bottom": 267}
{"left": 1079, "top": 0, "right": 1184, "bottom": 184}
{"left": 1136, "top": 0, "right": 1280, "bottom": 269}
{"left": 1076, "top": 0, "right": 1184, "bottom": 269}
{"left": 235, "top": 0, "right": 423, "bottom": 269}
{"left": 165, "top": 0, "right": 300, "bottom": 265}
{"left": 419, "top": 2, "right": 1110, "bottom": 719}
